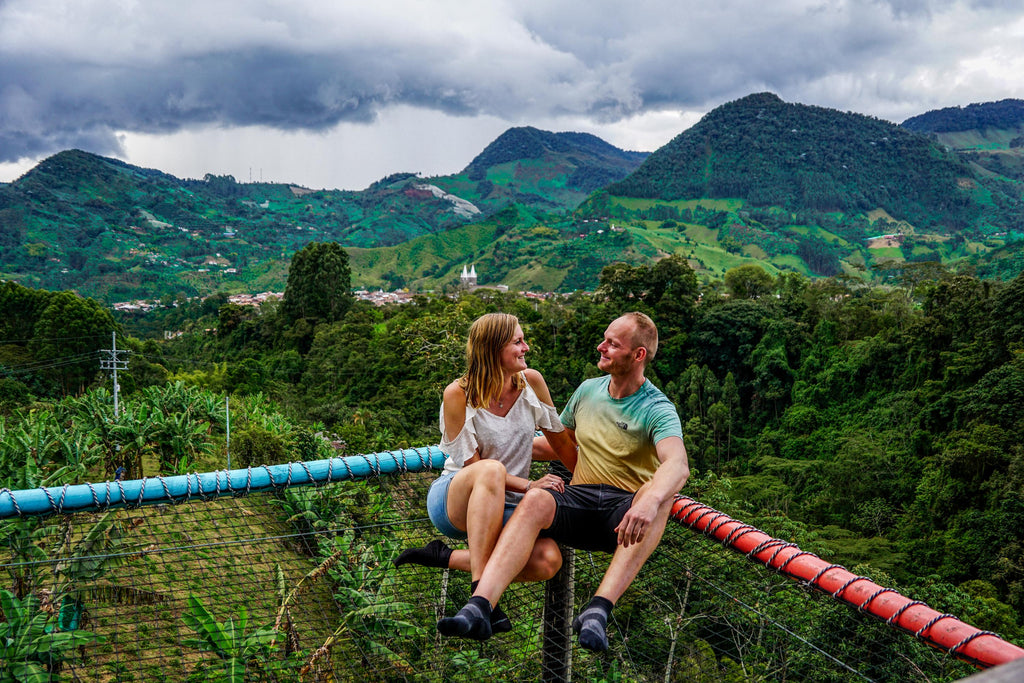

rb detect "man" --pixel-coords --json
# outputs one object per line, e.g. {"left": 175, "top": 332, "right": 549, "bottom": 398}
{"left": 438, "top": 312, "right": 689, "bottom": 651}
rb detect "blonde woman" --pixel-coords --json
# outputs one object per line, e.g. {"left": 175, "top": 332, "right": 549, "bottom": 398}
{"left": 395, "top": 313, "right": 576, "bottom": 638}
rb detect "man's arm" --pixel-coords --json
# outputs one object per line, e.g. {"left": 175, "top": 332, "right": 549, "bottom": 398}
{"left": 532, "top": 428, "right": 577, "bottom": 472}
{"left": 615, "top": 436, "right": 689, "bottom": 548}
{"left": 524, "top": 368, "right": 578, "bottom": 471}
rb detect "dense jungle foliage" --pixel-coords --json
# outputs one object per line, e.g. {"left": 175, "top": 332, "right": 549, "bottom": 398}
{"left": 3, "top": 241, "right": 1024, "bottom": 652}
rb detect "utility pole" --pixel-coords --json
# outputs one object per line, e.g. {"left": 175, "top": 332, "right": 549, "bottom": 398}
{"left": 226, "top": 396, "right": 231, "bottom": 468}
{"left": 100, "top": 332, "right": 130, "bottom": 417}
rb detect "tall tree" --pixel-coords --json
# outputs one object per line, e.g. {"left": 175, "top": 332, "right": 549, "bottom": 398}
{"left": 29, "top": 291, "right": 116, "bottom": 395}
{"left": 281, "top": 242, "right": 353, "bottom": 327}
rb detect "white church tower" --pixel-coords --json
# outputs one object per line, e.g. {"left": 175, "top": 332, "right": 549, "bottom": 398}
{"left": 460, "top": 264, "right": 478, "bottom": 289}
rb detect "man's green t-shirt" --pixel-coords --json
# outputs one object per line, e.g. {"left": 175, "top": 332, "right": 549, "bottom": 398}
{"left": 560, "top": 376, "right": 683, "bottom": 492}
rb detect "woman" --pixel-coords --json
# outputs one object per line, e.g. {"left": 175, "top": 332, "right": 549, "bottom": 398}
{"left": 395, "top": 312, "right": 576, "bottom": 635}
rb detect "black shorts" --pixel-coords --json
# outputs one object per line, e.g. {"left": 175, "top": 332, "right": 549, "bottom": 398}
{"left": 540, "top": 484, "right": 636, "bottom": 553}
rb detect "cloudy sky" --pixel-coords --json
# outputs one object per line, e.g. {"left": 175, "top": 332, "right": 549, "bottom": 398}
{"left": 1, "top": 0, "right": 1022, "bottom": 190}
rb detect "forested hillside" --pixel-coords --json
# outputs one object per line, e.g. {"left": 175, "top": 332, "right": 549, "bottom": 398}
{"left": 2, "top": 92, "right": 1023, "bottom": 304}
{"left": 607, "top": 93, "right": 1021, "bottom": 233}
{"left": 0, "top": 127, "right": 647, "bottom": 301}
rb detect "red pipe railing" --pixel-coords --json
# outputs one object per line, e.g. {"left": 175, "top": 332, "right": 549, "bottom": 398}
{"left": 670, "top": 496, "right": 1024, "bottom": 669}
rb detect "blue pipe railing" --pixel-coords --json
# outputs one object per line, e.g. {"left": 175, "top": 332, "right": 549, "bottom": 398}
{"left": 0, "top": 447, "right": 446, "bottom": 518}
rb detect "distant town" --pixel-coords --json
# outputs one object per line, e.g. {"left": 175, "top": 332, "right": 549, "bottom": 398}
{"left": 110, "top": 264, "right": 567, "bottom": 313}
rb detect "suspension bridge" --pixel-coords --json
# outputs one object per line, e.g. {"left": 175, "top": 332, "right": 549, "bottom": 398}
{"left": 3, "top": 448, "right": 1023, "bottom": 681}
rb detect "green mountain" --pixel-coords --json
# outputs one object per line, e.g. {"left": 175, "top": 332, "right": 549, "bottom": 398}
{"left": 0, "top": 129, "right": 647, "bottom": 301}
{"left": 608, "top": 92, "right": 1019, "bottom": 230}
{"left": 583, "top": 93, "right": 1024, "bottom": 281}
{"left": 455, "top": 126, "right": 648, "bottom": 204}
{"left": 339, "top": 127, "right": 647, "bottom": 243}
{"left": 3, "top": 96, "right": 1023, "bottom": 302}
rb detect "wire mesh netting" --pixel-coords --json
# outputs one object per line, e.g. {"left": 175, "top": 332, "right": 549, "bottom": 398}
{"left": 0, "top": 465, "right": 993, "bottom": 682}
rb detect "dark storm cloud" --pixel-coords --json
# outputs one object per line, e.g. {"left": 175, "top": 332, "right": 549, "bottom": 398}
{"left": 1, "top": 43, "right": 480, "bottom": 160}
{"left": 1, "top": 0, "right": 1022, "bottom": 165}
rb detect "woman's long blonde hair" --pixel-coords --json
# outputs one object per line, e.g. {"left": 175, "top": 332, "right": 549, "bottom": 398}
{"left": 459, "top": 313, "right": 526, "bottom": 409}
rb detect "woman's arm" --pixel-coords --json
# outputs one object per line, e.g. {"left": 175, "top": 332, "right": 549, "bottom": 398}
{"left": 441, "top": 380, "right": 468, "bottom": 443}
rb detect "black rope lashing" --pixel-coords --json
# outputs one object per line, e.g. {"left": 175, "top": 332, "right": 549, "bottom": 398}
{"left": 85, "top": 482, "right": 100, "bottom": 510}
{"left": 415, "top": 448, "right": 429, "bottom": 470}
{"left": 767, "top": 542, "right": 799, "bottom": 566}
{"left": 858, "top": 587, "right": 898, "bottom": 613}
{"left": 746, "top": 538, "right": 790, "bottom": 563}
{"left": 182, "top": 472, "right": 197, "bottom": 503}
{"left": 391, "top": 450, "right": 407, "bottom": 474}
{"left": 832, "top": 575, "right": 870, "bottom": 600}
{"left": 708, "top": 516, "right": 737, "bottom": 536}
{"left": 670, "top": 498, "right": 704, "bottom": 524}
{"left": 40, "top": 484, "right": 59, "bottom": 514}
{"left": 360, "top": 453, "right": 382, "bottom": 477}
{"left": 915, "top": 613, "right": 956, "bottom": 639}
{"left": 339, "top": 457, "right": 355, "bottom": 479}
{"left": 722, "top": 525, "right": 759, "bottom": 548}
{"left": 159, "top": 476, "right": 174, "bottom": 503}
{"left": 808, "top": 564, "right": 843, "bottom": 588}
{"left": 949, "top": 630, "right": 998, "bottom": 655}
{"left": 298, "top": 461, "right": 315, "bottom": 485}
{"left": 777, "top": 550, "right": 817, "bottom": 574}
{"left": 193, "top": 471, "right": 208, "bottom": 501}
{"left": 1, "top": 488, "right": 24, "bottom": 516}
{"left": 887, "top": 600, "right": 926, "bottom": 626}
{"left": 692, "top": 509, "right": 727, "bottom": 533}
{"left": 55, "top": 483, "right": 72, "bottom": 514}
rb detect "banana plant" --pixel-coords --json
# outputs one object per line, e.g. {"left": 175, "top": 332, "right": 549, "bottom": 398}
{"left": 181, "top": 595, "right": 280, "bottom": 683}
{"left": 0, "top": 589, "right": 103, "bottom": 683}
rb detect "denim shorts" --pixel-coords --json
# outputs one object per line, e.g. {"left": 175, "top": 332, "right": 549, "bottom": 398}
{"left": 427, "top": 472, "right": 516, "bottom": 540}
{"left": 540, "top": 484, "right": 636, "bottom": 553}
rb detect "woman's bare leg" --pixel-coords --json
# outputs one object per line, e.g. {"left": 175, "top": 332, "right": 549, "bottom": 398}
{"left": 444, "top": 459, "right": 506, "bottom": 581}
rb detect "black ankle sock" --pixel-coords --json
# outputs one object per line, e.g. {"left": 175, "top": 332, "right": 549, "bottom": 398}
{"left": 573, "top": 596, "right": 614, "bottom": 651}
{"left": 393, "top": 539, "right": 453, "bottom": 568}
{"left": 437, "top": 596, "right": 493, "bottom": 641}
{"left": 471, "top": 581, "right": 512, "bottom": 633}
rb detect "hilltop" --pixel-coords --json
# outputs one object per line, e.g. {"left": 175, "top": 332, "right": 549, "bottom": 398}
{"left": 586, "top": 93, "right": 1023, "bottom": 281}
{"left": 0, "top": 129, "right": 647, "bottom": 301}
{"left": 608, "top": 92, "right": 1011, "bottom": 230}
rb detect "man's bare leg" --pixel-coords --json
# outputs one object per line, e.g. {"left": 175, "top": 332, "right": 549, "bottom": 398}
{"left": 574, "top": 498, "right": 674, "bottom": 651}
{"left": 446, "top": 538, "right": 562, "bottom": 582}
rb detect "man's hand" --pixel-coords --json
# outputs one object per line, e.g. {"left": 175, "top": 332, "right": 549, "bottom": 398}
{"left": 615, "top": 492, "right": 661, "bottom": 548}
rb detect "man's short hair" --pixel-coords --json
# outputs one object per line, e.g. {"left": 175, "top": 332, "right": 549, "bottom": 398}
{"left": 622, "top": 312, "right": 658, "bottom": 365}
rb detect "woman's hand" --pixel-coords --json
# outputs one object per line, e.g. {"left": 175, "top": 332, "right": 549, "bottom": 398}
{"left": 527, "top": 473, "right": 565, "bottom": 493}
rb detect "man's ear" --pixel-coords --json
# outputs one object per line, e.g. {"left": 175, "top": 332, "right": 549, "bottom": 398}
{"left": 634, "top": 346, "right": 647, "bottom": 363}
